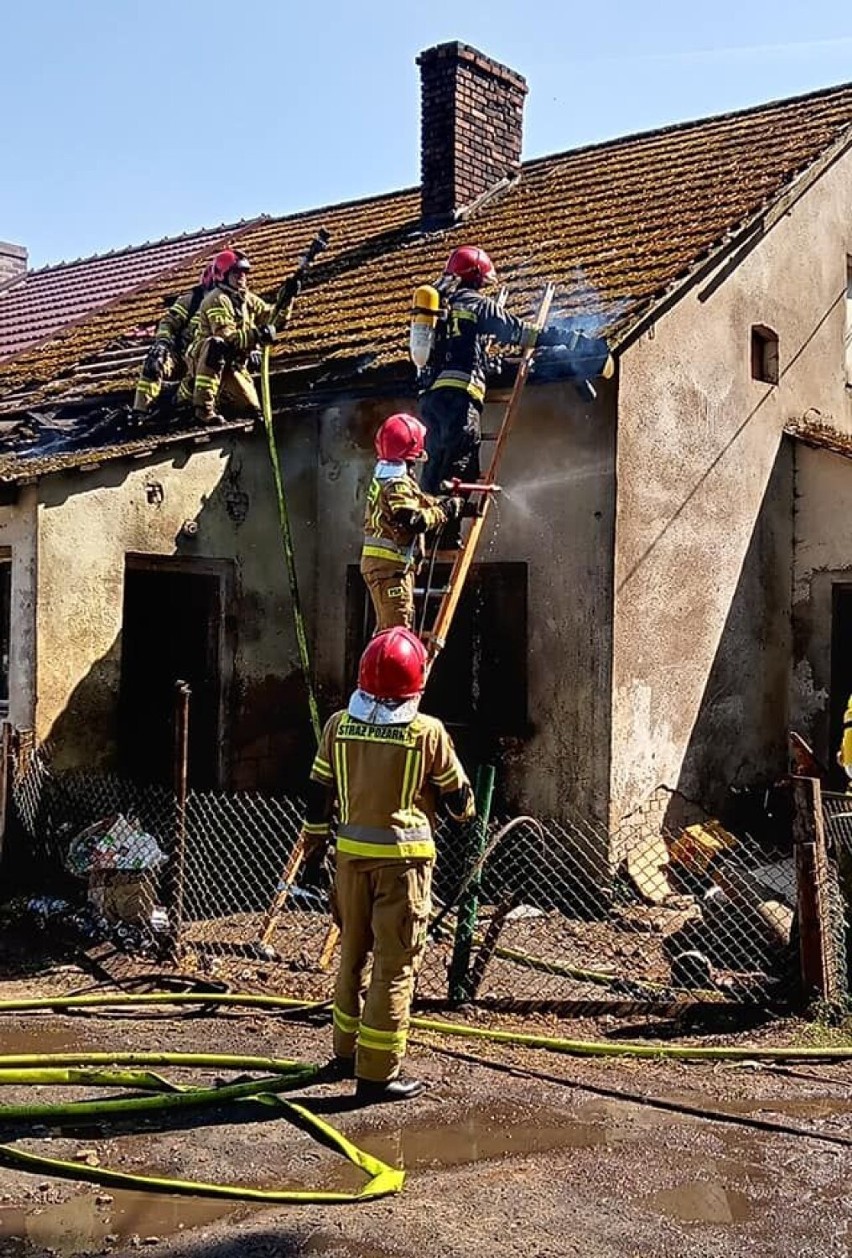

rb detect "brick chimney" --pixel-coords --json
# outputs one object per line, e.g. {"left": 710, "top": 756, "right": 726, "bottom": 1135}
{"left": 417, "top": 42, "right": 527, "bottom": 225}
{"left": 0, "top": 242, "right": 27, "bottom": 288}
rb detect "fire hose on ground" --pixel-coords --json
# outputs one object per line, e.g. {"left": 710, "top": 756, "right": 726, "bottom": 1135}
{"left": 0, "top": 991, "right": 851, "bottom": 1201}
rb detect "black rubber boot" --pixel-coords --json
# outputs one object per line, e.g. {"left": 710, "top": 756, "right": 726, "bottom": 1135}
{"left": 355, "top": 1077, "right": 427, "bottom": 1104}
{"left": 318, "top": 1055, "right": 355, "bottom": 1081}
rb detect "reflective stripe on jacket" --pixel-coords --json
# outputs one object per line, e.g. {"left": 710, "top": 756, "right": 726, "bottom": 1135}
{"left": 427, "top": 288, "right": 538, "bottom": 404}
{"left": 308, "top": 710, "right": 472, "bottom": 860}
{"left": 360, "top": 474, "right": 447, "bottom": 577}
{"left": 190, "top": 284, "right": 274, "bottom": 360}
{"left": 155, "top": 285, "right": 207, "bottom": 356}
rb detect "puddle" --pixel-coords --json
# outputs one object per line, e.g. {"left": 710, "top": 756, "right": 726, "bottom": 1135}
{"left": 324, "top": 1098, "right": 650, "bottom": 1191}
{"left": 0, "top": 1024, "right": 76, "bottom": 1055}
{"left": 0, "top": 1188, "right": 248, "bottom": 1256}
{"left": 645, "top": 1181, "right": 753, "bottom": 1224}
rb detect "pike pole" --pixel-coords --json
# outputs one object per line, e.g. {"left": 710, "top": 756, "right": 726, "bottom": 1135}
{"left": 255, "top": 230, "right": 330, "bottom": 958}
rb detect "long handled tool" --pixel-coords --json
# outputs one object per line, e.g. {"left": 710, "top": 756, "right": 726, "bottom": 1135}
{"left": 255, "top": 230, "right": 330, "bottom": 960}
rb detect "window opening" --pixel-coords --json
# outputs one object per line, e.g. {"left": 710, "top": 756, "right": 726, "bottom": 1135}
{"left": 751, "top": 325, "right": 779, "bottom": 385}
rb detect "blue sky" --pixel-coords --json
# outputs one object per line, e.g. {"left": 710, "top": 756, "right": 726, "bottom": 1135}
{"left": 4, "top": 0, "right": 852, "bottom": 267}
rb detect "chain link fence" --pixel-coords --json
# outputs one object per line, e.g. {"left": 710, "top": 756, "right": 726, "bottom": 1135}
{"left": 4, "top": 740, "right": 814, "bottom": 1011}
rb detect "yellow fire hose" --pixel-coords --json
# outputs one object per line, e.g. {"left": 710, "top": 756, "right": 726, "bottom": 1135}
{"left": 0, "top": 1048, "right": 402, "bottom": 1203}
{"left": 0, "top": 990, "right": 850, "bottom": 1203}
{"left": 0, "top": 990, "right": 850, "bottom": 1059}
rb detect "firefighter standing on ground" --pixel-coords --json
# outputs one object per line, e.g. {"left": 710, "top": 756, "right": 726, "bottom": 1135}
{"left": 299, "top": 626, "right": 474, "bottom": 1103}
{"left": 132, "top": 263, "right": 215, "bottom": 421}
{"left": 417, "top": 245, "right": 615, "bottom": 537}
{"left": 182, "top": 249, "right": 277, "bottom": 423}
{"left": 361, "top": 413, "right": 463, "bottom": 631}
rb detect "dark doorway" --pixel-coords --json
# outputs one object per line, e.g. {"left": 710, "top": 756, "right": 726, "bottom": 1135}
{"left": 119, "top": 557, "right": 233, "bottom": 788}
{"left": 345, "top": 562, "right": 528, "bottom": 766}
{"left": 830, "top": 583, "right": 852, "bottom": 789}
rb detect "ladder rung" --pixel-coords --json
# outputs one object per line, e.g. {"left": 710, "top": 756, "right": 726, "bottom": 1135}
{"left": 414, "top": 587, "right": 450, "bottom": 598}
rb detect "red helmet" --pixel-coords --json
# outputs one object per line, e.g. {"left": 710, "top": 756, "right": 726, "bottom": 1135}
{"left": 445, "top": 245, "right": 496, "bottom": 288}
{"left": 359, "top": 628, "right": 428, "bottom": 700}
{"left": 200, "top": 262, "right": 216, "bottom": 288}
{"left": 375, "top": 413, "right": 427, "bottom": 462}
{"left": 212, "top": 249, "right": 250, "bottom": 284}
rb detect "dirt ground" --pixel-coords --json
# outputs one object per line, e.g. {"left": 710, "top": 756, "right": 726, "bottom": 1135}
{"left": 0, "top": 953, "right": 849, "bottom": 1258}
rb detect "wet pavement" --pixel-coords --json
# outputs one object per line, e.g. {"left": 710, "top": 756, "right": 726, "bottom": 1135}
{"left": 0, "top": 1191, "right": 245, "bottom": 1256}
{"left": 0, "top": 1002, "right": 849, "bottom": 1256}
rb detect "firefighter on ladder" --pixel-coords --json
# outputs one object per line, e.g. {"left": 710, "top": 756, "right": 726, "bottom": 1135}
{"left": 417, "top": 245, "right": 614, "bottom": 542}
{"left": 361, "top": 413, "right": 464, "bottom": 631}
{"left": 298, "top": 626, "right": 474, "bottom": 1103}
{"left": 131, "top": 262, "right": 215, "bottom": 422}
{"left": 180, "top": 249, "right": 277, "bottom": 423}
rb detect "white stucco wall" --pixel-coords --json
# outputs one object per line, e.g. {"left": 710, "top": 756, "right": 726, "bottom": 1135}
{"left": 34, "top": 424, "right": 318, "bottom": 788}
{"left": 613, "top": 148, "right": 852, "bottom": 824}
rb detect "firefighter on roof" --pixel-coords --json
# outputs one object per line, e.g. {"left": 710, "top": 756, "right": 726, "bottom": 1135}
{"left": 417, "top": 245, "right": 614, "bottom": 541}
{"left": 132, "top": 263, "right": 215, "bottom": 421}
{"left": 299, "top": 626, "right": 474, "bottom": 1103}
{"left": 182, "top": 249, "right": 276, "bottom": 423}
{"left": 361, "top": 413, "right": 463, "bottom": 631}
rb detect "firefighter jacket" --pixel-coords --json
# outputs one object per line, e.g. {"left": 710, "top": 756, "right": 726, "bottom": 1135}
{"left": 155, "top": 285, "right": 208, "bottom": 356}
{"left": 191, "top": 284, "right": 274, "bottom": 364}
{"left": 841, "top": 694, "right": 852, "bottom": 777}
{"left": 360, "top": 463, "right": 448, "bottom": 577}
{"left": 426, "top": 287, "right": 538, "bottom": 405}
{"left": 302, "top": 708, "right": 474, "bottom": 862}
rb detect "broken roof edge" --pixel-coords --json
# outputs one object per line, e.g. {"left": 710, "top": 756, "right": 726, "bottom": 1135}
{"left": 785, "top": 416, "right": 852, "bottom": 460}
{"left": 613, "top": 117, "right": 852, "bottom": 353}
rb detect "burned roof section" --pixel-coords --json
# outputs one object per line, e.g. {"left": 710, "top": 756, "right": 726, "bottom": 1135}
{"left": 0, "top": 79, "right": 851, "bottom": 463}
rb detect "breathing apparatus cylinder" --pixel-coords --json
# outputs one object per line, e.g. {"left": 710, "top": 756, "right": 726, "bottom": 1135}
{"left": 409, "top": 284, "right": 441, "bottom": 370}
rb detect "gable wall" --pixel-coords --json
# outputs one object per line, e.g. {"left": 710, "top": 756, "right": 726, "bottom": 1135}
{"left": 613, "top": 146, "right": 852, "bottom": 826}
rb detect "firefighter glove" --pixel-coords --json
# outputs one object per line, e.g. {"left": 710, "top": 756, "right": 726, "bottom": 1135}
{"left": 300, "top": 844, "right": 330, "bottom": 892}
{"left": 257, "top": 324, "right": 277, "bottom": 346}
{"left": 442, "top": 495, "right": 465, "bottom": 521}
{"left": 247, "top": 349, "right": 262, "bottom": 372}
{"left": 143, "top": 339, "right": 172, "bottom": 379}
{"left": 277, "top": 275, "right": 302, "bottom": 309}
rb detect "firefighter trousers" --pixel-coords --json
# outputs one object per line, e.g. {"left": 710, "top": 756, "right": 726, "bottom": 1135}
{"left": 361, "top": 567, "right": 415, "bottom": 631}
{"left": 183, "top": 337, "right": 260, "bottom": 420}
{"left": 419, "top": 388, "right": 482, "bottom": 496}
{"left": 132, "top": 348, "right": 176, "bottom": 415}
{"left": 331, "top": 856, "right": 432, "bottom": 1082}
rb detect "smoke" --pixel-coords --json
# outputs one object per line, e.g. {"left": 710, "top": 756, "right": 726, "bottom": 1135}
{"left": 528, "top": 265, "right": 628, "bottom": 385}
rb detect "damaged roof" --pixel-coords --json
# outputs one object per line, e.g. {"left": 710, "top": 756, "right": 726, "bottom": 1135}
{"left": 1, "top": 80, "right": 852, "bottom": 460}
{"left": 0, "top": 218, "right": 265, "bottom": 364}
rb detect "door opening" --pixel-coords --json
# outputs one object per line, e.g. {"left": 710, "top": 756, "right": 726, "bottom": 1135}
{"left": 118, "top": 557, "right": 232, "bottom": 788}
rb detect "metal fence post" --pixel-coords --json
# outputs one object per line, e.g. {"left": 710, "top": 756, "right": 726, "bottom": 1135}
{"left": 449, "top": 764, "right": 495, "bottom": 1005}
{"left": 792, "top": 775, "right": 843, "bottom": 1009}
{"left": 166, "top": 680, "right": 191, "bottom": 959}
